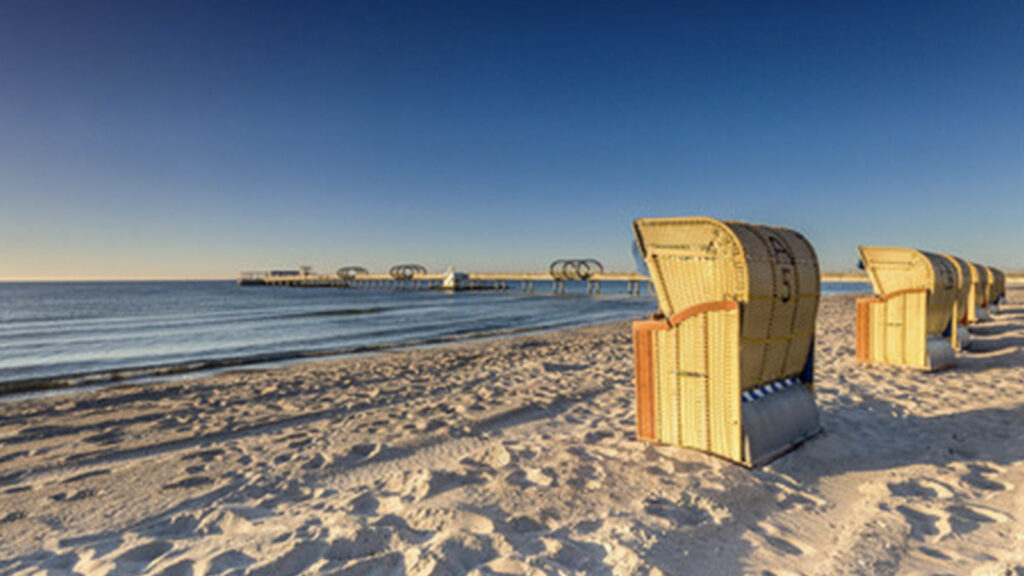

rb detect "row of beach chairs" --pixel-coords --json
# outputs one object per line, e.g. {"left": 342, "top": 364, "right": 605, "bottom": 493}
{"left": 630, "top": 217, "right": 1009, "bottom": 467}
{"left": 856, "top": 247, "right": 1007, "bottom": 371}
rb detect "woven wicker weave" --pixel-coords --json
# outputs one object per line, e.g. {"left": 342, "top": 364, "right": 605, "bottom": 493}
{"left": 856, "top": 246, "right": 957, "bottom": 370}
{"left": 941, "top": 254, "right": 970, "bottom": 324}
{"left": 966, "top": 262, "right": 990, "bottom": 323}
{"left": 940, "top": 254, "right": 972, "bottom": 350}
{"left": 632, "top": 217, "right": 820, "bottom": 466}
{"left": 991, "top": 268, "right": 1007, "bottom": 305}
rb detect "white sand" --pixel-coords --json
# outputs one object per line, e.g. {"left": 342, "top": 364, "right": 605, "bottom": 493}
{"left": 0, "top": 289, "right": 1022, "bottom": 575}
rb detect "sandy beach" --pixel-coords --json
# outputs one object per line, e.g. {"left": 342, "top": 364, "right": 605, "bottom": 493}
{"left": 0, "top": 288, "right": 1022, "bottom": 575}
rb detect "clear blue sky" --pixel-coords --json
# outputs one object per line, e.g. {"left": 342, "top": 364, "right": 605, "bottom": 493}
{"left": 1, "top": 1, "right": 1021, "bottom": 280}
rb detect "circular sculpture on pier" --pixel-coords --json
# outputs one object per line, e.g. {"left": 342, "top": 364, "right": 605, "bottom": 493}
{"left": 389, "top": 264, "right": 428, "bottom": 280}
{"left": 336, "top": 266, "right": 369, "bottom": 280}
{"left": 549, "top": 259, "right": 604, "bottom": 281}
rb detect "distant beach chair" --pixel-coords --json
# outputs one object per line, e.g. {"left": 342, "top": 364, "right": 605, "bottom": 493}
{"left": 966, "top": 262, "right": 991, "bottom": 323}
{"left": 856, "top": 247, "right": 957, "bottom": 371}
{"left": 632, "top": 217, "right": 821, "bottom": 466}
{"left": 940, "top": 254, "right": 972, "bottom": 350}
{"left": 990, "top": 267, "right": 1007, "bottom": 310}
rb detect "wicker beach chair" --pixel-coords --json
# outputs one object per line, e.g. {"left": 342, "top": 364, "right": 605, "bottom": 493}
{"left": 991, "top": 267, "right": 1007, "bottom": 310}
{"left": 632, "top": 217, "right": 821, "bottom": 466}
{"left": 856, "top": 247, "right": 957, "bottom": 371}
{"left": 940, "top": 254, "right": 972, "bottom": 350}
{"left": 966, "top": 262, "right": 991, "bottom": 323}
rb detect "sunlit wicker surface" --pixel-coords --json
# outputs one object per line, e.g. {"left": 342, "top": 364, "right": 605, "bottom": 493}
{"left": 632, "top": 217, "right": 820, "bottom": 466}
{"left": 856, "top": 246, "right": 958, "bottom": 370}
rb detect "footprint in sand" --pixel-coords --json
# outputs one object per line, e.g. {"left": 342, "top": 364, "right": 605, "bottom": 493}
{"left": 960, "top": 464, "right": 1011, "bottom": 494}
{"left": 399, "top": 468, "right": 483, "bottom": 503}
{"left": 896, "top": 505, "right": 947, "bottom": 542}
{"left": 51, "top": 488, "right": 97, "bottom": 502}
{"left": 182, "top": 448, "right": 225, "bottom": 463}
{"left": 112, "top": 540, "right": 173, "bottom": 574}
{"left": 64, "top": 469, "right": 111, "bottom": 484}
{"left": 347, "top": 443, "right": 382, "bottom": 461}
{"left": 162, "top": 476, "right": 214, "bottom": 490}
{"left": 286, "top": 434, "right": 313, "bottom": 450}
{"left": 325, "top": 525, "right": 395, "bottom": 563}
{"left": 918, "top": 546, "right": 952, "bottom": 561}
{"left": 83, "top": 429, "right": 125, "bottom": 446}
{"left": 1, "top": 511, "right": 26, "bottom": 523}
{"left": 507, "top": 515, "right": 545, "bottom": 533}
{"left": 776, "top": 491, "right": 824, "bottom": 511}
{"left": 152, "top": 559, "right": 193, "bottom": 576}
{"left": 331, "top": 551, "right": 406, "bottom": 575}
{"left": 206, "top": 550, "right": 255, "bottom": 574}
{"left": 643, "top": 496, "right": 710, "bottom": 527}
{"left": 583, "top": 430, "right": 615, "bottom": 444}
{"left": 348, "top": 492, "right": 380, "bottom": 516}
{"left": 462, "top": 444, "right": 513, "bottom": 471}
{"left": 403, "top": 507, "right": 494, "bottom": 537}
{"left": 762, "top": 534, "right": 805, "bottom": 556}
{"left": 302, "top": 452, "right": 328, "bottom": 470}
{"left": 945, "top": 503, "right": 1010, "bottom": 535}
{"left": 248, "top": 540, "right": 326, "bottom": 576}
{"left": 507, "top": 466, "right": 556, "bottom": 488}
{"left": 753, "top": 522, "right": 813, "bottom": 557}
{"left": 542, "top": 538, "right": 605, "bottom": 572}
{"left": 887, "top": 478, "right": 956, "bottom": 500}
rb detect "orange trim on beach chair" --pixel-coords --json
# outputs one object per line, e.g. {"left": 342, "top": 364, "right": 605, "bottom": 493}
{"left": 633, "top": 318, "right": 669, "bottom": 442}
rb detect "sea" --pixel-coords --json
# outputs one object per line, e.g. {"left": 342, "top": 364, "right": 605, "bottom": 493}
{"left": 0, "top": 280, "right": 870, "bottom": 400}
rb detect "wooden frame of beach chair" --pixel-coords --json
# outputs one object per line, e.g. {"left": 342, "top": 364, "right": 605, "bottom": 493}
{"left": 632, "top": 217, "right": 821, "bottom": 467}
{"left": 856, "top": 247, "right": 957, "bottom": 371}
{"left": 966, "top": 262, "right": 990, "bottom": 323}
{"left": 940, "top": 254, "right": 972, "bottom": 351}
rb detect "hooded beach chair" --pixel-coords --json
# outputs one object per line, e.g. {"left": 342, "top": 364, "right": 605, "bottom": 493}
{"left": 966, "top": 262, "right": 991, "bottom": 323}
{"left": 632, "top": 217, "right": 821, "bottom": 466}
{"left": 856, "top": 247, "right": 957, "bottom": 371}
{"left": 940, "top": 254, "right": 972, "bottom": 350}
{"left": 990, "top": 268, "right": 1007, "bottom": 310}
{"left": 982, "top": 265, "right": 1006, "bottom": 312}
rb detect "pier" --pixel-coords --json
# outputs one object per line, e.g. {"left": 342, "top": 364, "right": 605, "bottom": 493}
{"left": 238, "top": 270, "right": 653, "bottom": 295}
{"left": 239, "top": 259, "right": 871, "bottom": 296}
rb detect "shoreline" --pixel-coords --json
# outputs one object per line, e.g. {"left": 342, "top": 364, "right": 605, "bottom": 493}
{"left": 0, "top": 287, "right": 872, "bottom": 405}
{"left": 0, "top": 312, "right": 662, "bottom": 405}
{"left": 0, "top": 290, "right": 1021, "bottom": 574}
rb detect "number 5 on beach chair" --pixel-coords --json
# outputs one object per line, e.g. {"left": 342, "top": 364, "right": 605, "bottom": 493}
{"left": 632, "top": 217, "right": 822, "bottom": 467}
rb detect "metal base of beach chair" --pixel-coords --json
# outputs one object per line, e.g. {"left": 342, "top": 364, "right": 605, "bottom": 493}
{"left": 955, "top": 325, "right": 971, "bottom": 351}
{"left": 976, "top": 307, "right": 992, "bottom": 322}
{"left": 742, "top": 381, "right": 821, "bottom": 467}
{"left": 924, "top": 335, "right": 956, "bottom": 371}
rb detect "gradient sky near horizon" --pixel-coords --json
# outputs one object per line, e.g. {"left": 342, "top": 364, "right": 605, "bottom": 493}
{"left": 1, "top": 1, "right": 1021, "bottom": 280}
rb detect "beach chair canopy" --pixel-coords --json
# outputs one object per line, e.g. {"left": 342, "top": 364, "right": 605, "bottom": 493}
{"left": 940, "top": 254, "right": 971, "bottom": 323}
{"left": 634, "top": 217, "right": 819, "bottom": 391}
{"left": 858, "top": 246, "right": 957, "bottom": 336}
{"left": 940, "top": 254, "right": 972, "bottom": 323}
{"left": 967, "top": 261, "right": 989, "bottom": 300}
{"left": 992, "top": 268, "right": 1006, "bottom": 302}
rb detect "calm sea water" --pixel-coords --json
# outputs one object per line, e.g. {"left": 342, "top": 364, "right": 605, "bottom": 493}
{"left": 0, "top": 280, "right": 870, "bottom": 397}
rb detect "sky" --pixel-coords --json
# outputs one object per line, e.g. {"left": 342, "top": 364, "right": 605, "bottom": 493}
{"left": 0, "top": 1, "right": 1021, "bottom": 280}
